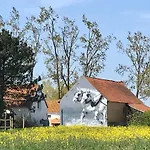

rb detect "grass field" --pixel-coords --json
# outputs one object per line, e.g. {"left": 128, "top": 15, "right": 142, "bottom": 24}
{"left": 0, "top": 126, "right": 150, "bottom": 150}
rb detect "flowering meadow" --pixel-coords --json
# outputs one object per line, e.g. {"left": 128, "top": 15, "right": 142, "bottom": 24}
{"left": 0, "top": 126, "right": 150, "bottom": 150}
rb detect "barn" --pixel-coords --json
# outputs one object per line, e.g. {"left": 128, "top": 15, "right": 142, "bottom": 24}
{"left": 47, "top": 100, "right": 60, "bottom": 126}
{"left": 60, "top": 76, "right": 150, "bottom": 126}
{"left": 4, "top": 84, "right": 48, "bottom": 127}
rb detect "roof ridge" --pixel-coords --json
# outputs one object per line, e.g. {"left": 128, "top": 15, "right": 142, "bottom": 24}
{"left": 46, "top": 100, "right": 60, "bottom": 102}
{"left": 85, "top": 76, "right": 123, "bottom": 83}
{"left": 85, "top": 76, "right": 143, "bottom": 104}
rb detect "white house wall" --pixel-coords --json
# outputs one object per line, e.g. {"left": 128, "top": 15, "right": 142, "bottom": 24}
{"left": 11, "top": 107, "right": 31, "bottom": 120}
{"left": 48, "top": 113, "right": 60, "bottom": 126}
{"left": 48, "top": 113, "right": 60, "bottom": 119}
{"left": 30, "top": 100, "right": 48, "bottom": 125}
{"left": 60, "top": 76, "right": 107, "bottom": 126}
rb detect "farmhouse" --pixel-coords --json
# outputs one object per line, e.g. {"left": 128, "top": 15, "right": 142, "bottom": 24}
{"left": 60, "top": 76, "right": 150, "bottom": 126}
{"left": 47, "top": 100, "right": 60, "bottom": 126}
{"left": 4, "top": 84, "right": 48, "bottom": 127}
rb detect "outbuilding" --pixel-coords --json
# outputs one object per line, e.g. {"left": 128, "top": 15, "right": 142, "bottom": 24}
{"left": 60, "top": 76, "right": 150, "bottom": 126}
{"left": 47, "top": 100, "right": 60, "bottom": 126}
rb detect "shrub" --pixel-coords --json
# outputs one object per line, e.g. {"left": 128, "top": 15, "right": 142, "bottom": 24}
{"left": 128, "top": 111, "right": 150, "bottom": 126}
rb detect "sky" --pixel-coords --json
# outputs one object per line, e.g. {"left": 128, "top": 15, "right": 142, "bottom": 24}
{"left": 0, "top": 0, "right": 150, "bottom": 105}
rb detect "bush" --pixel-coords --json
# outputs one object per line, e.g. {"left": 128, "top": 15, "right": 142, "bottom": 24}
{"left": 128, "top": 111, "right": 150, "bottom": 126}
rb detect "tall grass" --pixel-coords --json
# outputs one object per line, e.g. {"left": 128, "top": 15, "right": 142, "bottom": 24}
{"left": 0, "top": 126, "right": 150, "bottom": 150}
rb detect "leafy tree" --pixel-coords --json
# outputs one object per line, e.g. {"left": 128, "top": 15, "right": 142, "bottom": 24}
{"left": 128, "top": 111, "right": 150, "bottom": 126}
{"left": 42, "top": 79, "right": 76, "bottom": 100}
{"left": 6, "top": 7, "right": 20, "bottom": 37}
{"left": 0, "top": 29, "right": 35, "bottom": 115}
{"left": 1, "top": 7, "right": 24, "bottom": 38}
{"left": 1, "top": 7, "right": 40, "bottom": 81}
{"left": 35, "top": 7, "right": 62, "bottom": 99}
{"left": 143, "top": 71, "right": 150, "bottom": 97}
{"left": 31, "top": 7, "right": 79, "bottom": 98}
{"left": 116, "top": 32, "right": 150, "bottom": 99}
{"left": 23, "top": 15, "right": 42, "bottom": 56}
{"left": 60, "top": 17, "right": 79, "bottom": 91}
{"left": 80, "top": 15, "right": 113, "bottom": 77}
{"left": 42, "top": 80, "right": 58, "bottom": 100}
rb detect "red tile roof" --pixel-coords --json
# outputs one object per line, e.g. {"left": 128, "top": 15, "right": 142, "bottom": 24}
{"left": 85, "top": 77, "right": 150, "bottom": 112}
{"left": 47, "top": 100, "right": 60, "bottom": 113}
{"left": 86, "top": 77, "right": 143, "bottom": 104}
{"left": 4, "top": 84, "right": 38, "bottom": 107}
{"left": 129, "top": 104, "right": 150, "bottom": 112}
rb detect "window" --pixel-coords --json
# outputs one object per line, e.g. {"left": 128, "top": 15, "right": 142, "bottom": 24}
{"left": 37, "top": 101, "right": 41, "bottom": 109}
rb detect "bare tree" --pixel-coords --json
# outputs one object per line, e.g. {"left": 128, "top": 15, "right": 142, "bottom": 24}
{"left": 80, "top": 15, "right": 113, "bottom": 77}
{"left": 116, "top": 31, "right": 150, "bottom": 99}
{"left": 6, "top": 7, "right": 20, "bottom": 37}
{"left": 35, "top": 7, "right": 62, "bottom": 99}
{"left": 60, "top": 17, "right": 79, "bottom": 91}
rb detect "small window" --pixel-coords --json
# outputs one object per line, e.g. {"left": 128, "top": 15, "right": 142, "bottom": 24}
{"left": 37, "top": 101, "right": 41, "bottom": 109}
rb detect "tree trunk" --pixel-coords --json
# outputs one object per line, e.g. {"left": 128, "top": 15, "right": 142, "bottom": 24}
{"left": 56, "top": 55, "right": 61, "bottom": 99}
{"left": 136, "top": 89, "right": 139, "bottom": 98}
{"left": 67, "top": 60, "right": 70, "bottom": 91}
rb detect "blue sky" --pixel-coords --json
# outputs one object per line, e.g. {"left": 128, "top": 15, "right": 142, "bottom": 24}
{"left": 1, "top": 0, "right": 150, "bottom": 104}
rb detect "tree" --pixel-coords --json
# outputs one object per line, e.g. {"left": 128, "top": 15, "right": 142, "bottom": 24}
{"left": 143, "top": 71, "right": 150, "bottom": 97}
{"left": 6, "top": 7, "right": 20, "bottom": 37}
{"left": 42, "top": 80, "right": 58, "bottom": 100}
{"left": 60, "top": 17, "right": 79, "bottom": 91}
{"left": 35, "top": 7, "right": 62, "bottom": 99}
{"left": 80, "top": 15, "right": 113, "bottom": 77}
{"left": 33, "top": 7, "right": 79, "bottom": 98}
{"left": 2, "top": 7, "right": 42, "bottom": 80}
{"left": 116, "top": 31, "right": 150, "bottom": 99}
{"left": 23, "top": 15, "right": 42, "bottom": 56}
{"left": 0, "top": 29, "right": 35, "bottom": 114}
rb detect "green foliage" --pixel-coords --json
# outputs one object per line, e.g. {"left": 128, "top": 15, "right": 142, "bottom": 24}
{"left": 42, "top": 80, "right": 58, "bottom": 100}
{"left": 128, "top": 111, "right": 150, "bottom": 126}
{"left": 29, "top": 7, "right": 79, "bottom": 98}
{"left": 0, "top": 29, "right": 35, "bottom": 115}
{"left": 60, "top": 17, "right": 79, "bottom": 91}
{"left": 42, "top": 80, "right": 76, "bottom": 100}
{"left": 116, "top": 32, "right": 150, "bottom": 99}
{"left": 80, "top": 15, "right": 113, "bottom": 77}
{"left": 0, "top": 29, "right": 35, "bottom": 85}
{"left": 37, "top": 7, "right": 62, "bottom": 99}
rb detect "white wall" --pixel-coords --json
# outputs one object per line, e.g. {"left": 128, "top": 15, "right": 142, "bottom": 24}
{"left": 48, "top": 113, "right": 60, "bottom": 119}
{"left": 60, "top": 76, "right": 107, "bottom": 126}
{"left": 48, "top": 113, "right": 60, "bottom": 126}
{"left": 30, "top": 100, "right": 48, "bottom": 125}
{"left": 11, "top": 101, "right": 48, "bottom": 126}
{"left": 11, "top": 107, "right": 31, "bottom": 120}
